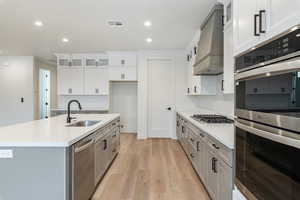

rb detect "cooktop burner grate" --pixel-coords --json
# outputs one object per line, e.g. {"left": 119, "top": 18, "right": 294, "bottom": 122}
{"left": 191, "top": 114, "right": 234, "bottom": 124}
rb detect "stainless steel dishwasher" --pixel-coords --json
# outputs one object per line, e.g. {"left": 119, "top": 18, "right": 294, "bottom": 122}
{"left": 72, "top": 134, "right": 95, "bottom": 200}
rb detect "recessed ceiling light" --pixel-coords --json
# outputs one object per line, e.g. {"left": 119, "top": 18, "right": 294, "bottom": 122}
{"left": 251, "top": 47, "right": 256, "bottom": 50}
{"left": 296, "top": 33, "right": 300, "bottom": 37}
{"left": 291, "top": 26, "right": 298, "bottom": 32}
{"left": 146, "top": 38, "right": 152, "bottom": 43}
{"left": 34, "top": 20, "right": 43, "bottom": 27}
{"left": 144, "top": 21, "right": 152, "bottom": 27}
{"left": 266, "top": 72, "right": 271, "bottom": 77}
{"left": 62, "top": 38, "right": 69, "bottom": 43}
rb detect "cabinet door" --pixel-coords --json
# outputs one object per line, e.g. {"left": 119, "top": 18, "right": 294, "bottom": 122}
{"left": 206, "top": 149, "right": 218, "bottom": 200}
{"left": 233, "top": 0, "right": 259, "bottom": 54}
{"left": 266, "top": 0, "right": 300, "bottom": 39}
{"left": 223, "top": 26, "right": 234, "bottom": 94}
{"left": 108, "top": 66, "right": 122, "bottom": 81}
{"left": 109, "top": 54, "right": 136, "bottom": 66}
{"left": 58, "top": 68, "right": 84, "bottom": 95}
{"left": 85, "top": 68, "right": 109, "bottom": 95}
{"left": 124, "top": 66, "right": 137, "bottom": 81}
{"left": 217, "top": 160, "right": 233, "bottom": 200}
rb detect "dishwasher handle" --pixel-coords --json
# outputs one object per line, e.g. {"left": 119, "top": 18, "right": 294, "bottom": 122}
{"left": 75, "top": 139, "right": 94, "bottom": 153}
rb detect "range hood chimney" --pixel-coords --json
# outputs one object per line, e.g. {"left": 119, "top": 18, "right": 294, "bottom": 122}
{"left": 193, "top": 3, "right": 224, "bottom": 75}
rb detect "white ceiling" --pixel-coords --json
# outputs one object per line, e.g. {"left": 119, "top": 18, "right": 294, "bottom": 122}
{"left": 0, "top": 0, "right": 216, "bottom": 60}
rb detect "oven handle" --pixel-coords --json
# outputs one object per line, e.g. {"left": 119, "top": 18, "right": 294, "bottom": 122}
{"left": 235, "top": 120, "right": 300, "bottom": 149}
{"left": 235, "top": 56, "right": 300, "bottom": 81}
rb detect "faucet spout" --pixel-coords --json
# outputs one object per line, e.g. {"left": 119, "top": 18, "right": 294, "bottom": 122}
{"left": 67, "top": 100, "right": 82, "bottom": 123}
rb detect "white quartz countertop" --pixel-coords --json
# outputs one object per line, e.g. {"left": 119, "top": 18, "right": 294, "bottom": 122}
{"left": 0, "top": 114, "right": 120, "bottom": 147}
{"left": 177, "top": 110, "right": 234, "bottom": 149}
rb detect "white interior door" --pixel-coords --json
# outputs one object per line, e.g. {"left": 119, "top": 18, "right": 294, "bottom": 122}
{"left": 147, "top": 58, "right": 174, "bottom": 138}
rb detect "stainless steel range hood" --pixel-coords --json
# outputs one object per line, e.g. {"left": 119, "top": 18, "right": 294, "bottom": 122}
{"left": 193, "top": 3, "right": 224, "bottom": 75}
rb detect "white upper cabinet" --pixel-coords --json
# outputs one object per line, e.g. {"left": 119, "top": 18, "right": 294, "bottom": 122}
{"left": 85, "top": 54, "right": 109, "bottom": 68}
{"left": 85, "top": 68, "right": 109, "bottom": 95}
{"left": 266, "top": 0, "right": 300, "bottom": 39}
{"left": 108, "top": 53, "right": 137, "bottom": 81}
{"left": 233, "top": 0, "right": 260, "bottom": 55}
{"left": 233, "top": 0, "right": 300, "bottom": 55}
{"left": 58, "top": 68, "right": 84, "bottom": 95}
{"left": 186, "top": 47, "right": 217, "bottom": 96}
{"left": 109, "top": 54, "right": 136, "bottom": 67}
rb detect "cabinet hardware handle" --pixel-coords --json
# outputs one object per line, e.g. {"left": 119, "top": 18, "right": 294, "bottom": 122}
{"left": 254, "top": 14, "right": 260, "bottom": 36}
{"left": 187, "top": 88, "right": 190, "bottom": 94}
{"left": 121, "top": 73, "right": 125, "bottom": 79}
{"left": 95, "top": 88, "right": 99, "bottom": 94}
{"left": 212, "top": 157, "right": 218, "bottom": 173}
{"left": 200, "top": 133, "right": 205, "bottom": 138}
{"left": 182, "top": 126, "right": 185, "bottom": 133}
{"left": 103, "top": 139, "right": 107, "bottom": 150}
{"left": 75, "top": 139, "right": 94, "bottom": 153}
{"left": 121, "top": 59, "right": 125, "bottom": 65}
{"left": 259, "top": 10, "right": 266, "bottom": 33}
{"left": 212, "top": 144, "right": 220, "bottom": 149}
{"left": 190, "top": 153, "right": 194, "bottom": 158}
{"left": 68, "top": 88, "right": 72, "bottom": 94}
{"left": 221, "top": 79, "right": 224, "bottom": 91}
{"left": 190, "top": 138, "right": 194, "bottom": 142}
{"left": 196, "top": 141, "right": 200, "bottom": 151}
{"left": 194, "top": 86, "right": 197, "bottom": 93}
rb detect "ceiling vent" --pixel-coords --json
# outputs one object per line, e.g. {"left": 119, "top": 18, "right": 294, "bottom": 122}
{"left": 107, "top": 21, "right": 123, "bottom": 27}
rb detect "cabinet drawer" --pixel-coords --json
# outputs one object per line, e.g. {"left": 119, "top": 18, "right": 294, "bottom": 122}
{"left": 207, "top": 136, "right": 233, "bottom": 167}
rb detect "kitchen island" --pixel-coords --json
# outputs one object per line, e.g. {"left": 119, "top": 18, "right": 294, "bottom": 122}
{"left": 0, "top": 114, "right": 120, "bottom": 200}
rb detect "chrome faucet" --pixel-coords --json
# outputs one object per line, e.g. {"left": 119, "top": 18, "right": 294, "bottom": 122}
{"left": 67, "top": 100, "right": 82, "bottom": 123}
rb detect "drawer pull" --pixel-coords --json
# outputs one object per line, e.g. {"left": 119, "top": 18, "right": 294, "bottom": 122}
{"left": 196, "top": 141, "right": 200, "bottom": 152}
{"left": 190, "top": 138, "right": 194, "bottom": 142}
{"left": 190, "top": 153, "right": 194, "bottom": 158}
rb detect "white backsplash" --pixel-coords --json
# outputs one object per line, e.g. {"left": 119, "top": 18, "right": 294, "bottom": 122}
{"left": 58, "top": 95, "right": 109, "bottom": 110}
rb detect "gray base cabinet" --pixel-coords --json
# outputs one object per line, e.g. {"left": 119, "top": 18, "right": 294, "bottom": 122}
{"left": 176, "top": 114, "right": 233, "bottom": 200}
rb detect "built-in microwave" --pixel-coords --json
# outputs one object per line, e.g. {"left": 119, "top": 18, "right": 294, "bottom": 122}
{"left": 235, "top": 27, "right": 300, "bottom": 200}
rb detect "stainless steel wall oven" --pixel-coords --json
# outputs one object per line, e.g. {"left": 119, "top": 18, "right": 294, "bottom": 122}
{"left": 235, "top": 27, "right": 300, "bottom": 200}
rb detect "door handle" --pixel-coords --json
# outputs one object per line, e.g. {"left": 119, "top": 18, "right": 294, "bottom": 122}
{"left": 259, "top": 10, "right": 266, "bottom": 33}
{"left": 254, "top": 14, "right": 260, "bottom": 36}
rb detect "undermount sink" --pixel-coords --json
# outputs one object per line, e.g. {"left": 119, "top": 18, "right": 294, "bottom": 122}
{"left": 67, "top": 120, "right": 101, "bottom": 127}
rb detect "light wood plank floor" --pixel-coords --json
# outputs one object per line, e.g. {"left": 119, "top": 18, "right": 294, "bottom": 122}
{"left": 92, "top": 133, "right": 210, "bottom": 200}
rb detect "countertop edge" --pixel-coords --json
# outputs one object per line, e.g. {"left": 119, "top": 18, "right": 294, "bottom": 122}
{"left": 0, "top": 114, "right": 120, "bottom": 148}
{"left": 177, "top": 111, "right": 234, "bottom": 150}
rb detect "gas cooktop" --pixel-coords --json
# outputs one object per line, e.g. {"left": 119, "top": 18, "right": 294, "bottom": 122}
{"left": 191, "top": 114, "right": 234, "bottom": 124}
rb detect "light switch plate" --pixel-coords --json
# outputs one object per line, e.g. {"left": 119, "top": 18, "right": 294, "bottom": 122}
{"left": 0, "top": 150, "right": 13, "bottom": 158}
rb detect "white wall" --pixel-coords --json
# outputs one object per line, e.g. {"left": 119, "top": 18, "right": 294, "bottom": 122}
{"left": 110, "top": 82, "right": 137, "bottom": 133}
{"left": 0, "top": 56, "right": 35, "bottom": 126}
{"left": 58, "top": 95, "right": 109, "bottom": 110}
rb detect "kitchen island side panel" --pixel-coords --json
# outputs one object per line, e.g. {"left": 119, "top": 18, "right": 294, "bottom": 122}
{"left": 0, "top": 147, "right": 69, "bottom": 200}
